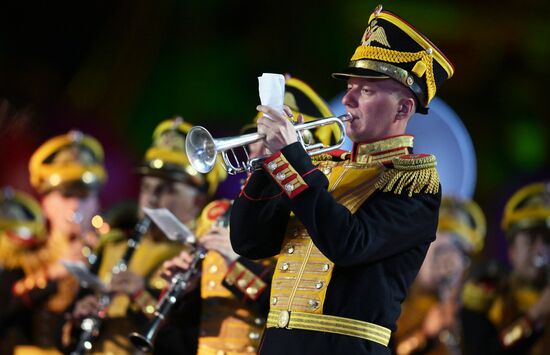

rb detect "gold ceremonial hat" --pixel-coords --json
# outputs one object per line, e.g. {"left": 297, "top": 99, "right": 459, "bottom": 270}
{"left": 332, "top": 4, "right": 454, "bottom": 114}
{"left": 438, "top": 196, "right": 486, "bottom": 254}
{"left": 0, "top": 187, "right": 46, "bottom": 251}
{"left": 138, "top": 117, "right": 227, "bottom": 197}
{"left": 502, "top": 182, "right": 550, "bottom": 235}
{"left": 29, "top": 130, "right": 107, "bottom": 195}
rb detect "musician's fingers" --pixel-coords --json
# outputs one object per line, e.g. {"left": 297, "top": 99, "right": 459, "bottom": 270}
{"left": 296, "top": 113, "right": 304, "bottom": 124}
{"left": 257, "top": 105, "right": 286, "bottom": 123}
{"left": 283, "top": 105, "right": 294, "bottom": 119}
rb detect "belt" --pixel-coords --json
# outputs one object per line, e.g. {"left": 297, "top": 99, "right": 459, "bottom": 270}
{"left": 266, "top": 309, "right": 391, "bottom": 346}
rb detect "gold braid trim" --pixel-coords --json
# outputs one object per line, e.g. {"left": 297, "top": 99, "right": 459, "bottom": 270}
{"left": 351, "top": 45, "right": 436, "bottom": 103}
{"left": 375, "top": 154, "right": 439, "bottom": 197}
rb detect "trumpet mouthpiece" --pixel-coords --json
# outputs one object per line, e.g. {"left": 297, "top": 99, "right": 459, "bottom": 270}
{"left": 341, "top": 112, "right": 353, "bottom": 122}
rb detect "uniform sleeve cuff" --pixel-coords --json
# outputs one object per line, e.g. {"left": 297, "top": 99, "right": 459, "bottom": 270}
{"left": 239, "top": 171, "right": 283, "bottom": 201}
{"left": 262, "top": 142, "right": 317, "bottom": 199}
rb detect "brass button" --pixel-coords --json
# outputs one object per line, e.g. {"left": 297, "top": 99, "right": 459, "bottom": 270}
{"left": 322, "top": 167, "right": 332, "bottom": 175}
{"left": 254, "top": 317, "right": 265, "bottom": 325}
{"left": 249, "top": 331, "right": 260, "bottom": 340}
{"left": 246, "top": 286, "right": 258, "bottom": 295}
{"left": 209, "top": 265, "right": 219, "bottom": 273}
{"left": 267, "top": 161, "right": 277, "bottom": 171}
{"left": 272, "top": 297, "right": 278, "bottom": 305}
{"left": 237, "top": 278, "right": 248, "bottom": 288}
{"left": 284, "top": 183, "right": 294, "bottom": 192}
{"left": 321, "top": 263, "right": 330, "bottom": 272}
{"left": 276, "top": 172, "right": 286, "bottom": 181}
{"left": 287, "top": 245, "right": 295, "bottom": 254}
{"left": 281, "top": 262, "right": 290, "bottom": 271}
{"left": 308, "top": 299, "right": 320, "bottom": 310}
{"left": 216, "top": 351, "right": 226, "bottom": 355}
{"left": 246, "top": 346, "right": 256, "bottom": 352}
{"left": 315, "top": 281, "right": 324, "bottom": 289}
{"left": 208, "top": 280, "right": 216, "bottom": 289}
{"left": 278, "top": 310, "right": 290, "bottom": 328}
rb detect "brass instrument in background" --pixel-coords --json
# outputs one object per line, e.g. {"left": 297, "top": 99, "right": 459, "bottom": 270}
{"left": 185, "top": 113, "right": 352, "bottom": 175}
{"left": 71, "top": 216, "right": 152, "bottom": 355}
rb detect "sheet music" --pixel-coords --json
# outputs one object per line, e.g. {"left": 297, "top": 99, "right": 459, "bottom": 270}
{"left": 258, "top": 73, "right": 285, "bottom": 117}
{"left": 62, "top": 260, "right": 107, "bottom": 293}
{"left": 143, "top": 207, "right": 196, "bottom": 244}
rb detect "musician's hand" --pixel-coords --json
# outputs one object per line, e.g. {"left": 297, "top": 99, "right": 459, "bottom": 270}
{"left": 256, "top": 105, "right": 300, "bottom": 153}
{"left": 109, "top": 270, "right": 144, "bottom": 296}
{"left": 528, "top": 285, "right": 550, "bottom": 322}
{"left": 200, "top": 225, "right": 239, "bottom": 264}
{"left": 160, "top": 251, "right": 201, "bottom": 293}
{"left": 161, "top": 250, "right": 193, "bottom": 280}
{"left": 73, "top": 295, "right": 100, "bottom": 319}
{"left": 47, "top": 262, "right": 70, "bottom": 280}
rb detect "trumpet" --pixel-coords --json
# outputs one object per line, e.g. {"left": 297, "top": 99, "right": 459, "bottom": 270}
{"left": 128, "top": 245, "right": 206, "bottom": 352}
{"left": 185, "top": 113, "right": 352, "bottom": 175}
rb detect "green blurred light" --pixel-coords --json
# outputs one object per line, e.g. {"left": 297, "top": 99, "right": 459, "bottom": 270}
{"left": 508, "top": 120, "right": 547, "bottom": 170}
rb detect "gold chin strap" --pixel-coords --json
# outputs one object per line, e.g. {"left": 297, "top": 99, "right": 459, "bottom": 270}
{"left": 267, "top": 309, "right": 391, "bottom": 347}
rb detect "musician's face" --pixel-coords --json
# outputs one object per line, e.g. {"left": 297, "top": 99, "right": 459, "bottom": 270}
{"left": 416, "top": 231, "right": 467, "bottom": 294}
{"left": 139, "top": 176, "right": 206, "bottom": 227}
{"left": 509, "top": 230, "right": 550, "bottom": 285}
{"left": 342, "top": 77, "right": 413, "bottom": 142}
{"left": 41, "top": 189, "right": 100, "bottom": 237}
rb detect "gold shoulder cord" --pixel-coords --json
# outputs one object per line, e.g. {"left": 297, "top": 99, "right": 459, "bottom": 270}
{"left": 375, "top": 154, "right": 439, "bottom": 197}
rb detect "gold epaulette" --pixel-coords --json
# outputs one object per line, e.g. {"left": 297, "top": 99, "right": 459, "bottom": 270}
{"left": 375, "top": 154, "right": 439, "bottom": 197}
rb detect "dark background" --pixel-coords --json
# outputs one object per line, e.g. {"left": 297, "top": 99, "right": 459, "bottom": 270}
{"left": 1, "top": 0, "right": 549, "bottom": 260}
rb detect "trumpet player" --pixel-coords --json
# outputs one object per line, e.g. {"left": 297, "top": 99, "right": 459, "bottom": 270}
{"left": 461, "top": 182, "right": 550, "bottom": 355}
{"left": 65, "top": 118, "right": 225, "bottom": 354}
{"left": 229, "top": 4, "right": 455, "bottom": 354}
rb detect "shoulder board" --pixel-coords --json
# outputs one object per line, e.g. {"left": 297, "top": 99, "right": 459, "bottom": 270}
{"left": 374, "top": 154, "right": 439, "bottom": 197}
{"left": 196, "top": 199, "right": 232, "bottom": 237}
{"left": 312, "top": 149, "right": 350, "bottom": 162}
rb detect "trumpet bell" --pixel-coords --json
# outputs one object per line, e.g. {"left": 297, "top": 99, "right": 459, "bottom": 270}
{"left": 185, "top": 126, "right": 217, "bottom": 174}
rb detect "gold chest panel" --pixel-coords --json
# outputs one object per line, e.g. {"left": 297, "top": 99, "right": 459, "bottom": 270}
{"left": 270, "top": 161, "right": 384, "bottom": 314}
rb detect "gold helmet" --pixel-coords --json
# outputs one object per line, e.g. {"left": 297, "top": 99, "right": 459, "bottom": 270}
{"left": 244, "top": 75, "right": 340, "bottom": 146}
{"left": 29, "top": 130, "right": 107, "bottom": 194}
{"left": 0, "top": 187, "right": 47, "bottom": 270}
{"left": 138, "top": 117, "right": 227, "bottom": 197}
{"left": 501, "top": 182, "right": 550, "bottom": 236}
{"left": 438, "top": 196, "right": 486, "bottom": 254}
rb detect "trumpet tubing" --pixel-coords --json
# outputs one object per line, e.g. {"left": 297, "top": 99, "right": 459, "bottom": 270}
{"left": 185, "top": 113, "right": 351, "bottom": 175}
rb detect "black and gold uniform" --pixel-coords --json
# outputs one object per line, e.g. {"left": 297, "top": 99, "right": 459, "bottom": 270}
{"left": 230, "top": 5, "right": 454, "bottom": 354}
{"left": 461, "top": 182, "right": 550, "bottom": 355}
{"left": 395, "top": 197, "right": 486, "bottom": 355}
{"left": 191, "top": 76, "right": 336, "bottom": 355}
